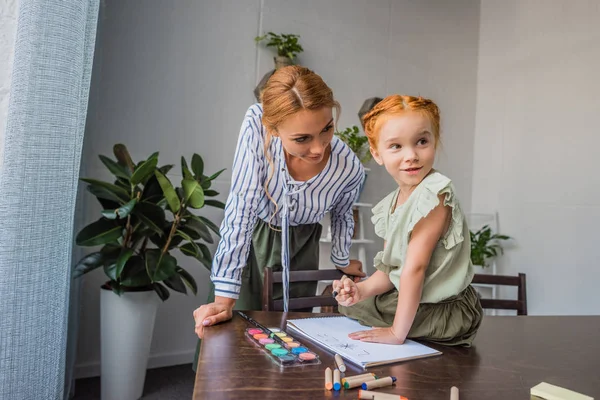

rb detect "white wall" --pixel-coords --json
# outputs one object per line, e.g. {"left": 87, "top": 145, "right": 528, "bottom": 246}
{"left": 0, "top": 0, "right": 19, "bottom": 170}
{"left": 472, "top": 0, "right": 600, "bottom": 315}
{"left": 76, "top": 0, "right": 479, "bottom": 377}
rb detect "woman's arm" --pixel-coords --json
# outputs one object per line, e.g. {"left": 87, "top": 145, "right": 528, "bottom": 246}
{"left": 210, "top": 106, "right": 265, "bottom": 299}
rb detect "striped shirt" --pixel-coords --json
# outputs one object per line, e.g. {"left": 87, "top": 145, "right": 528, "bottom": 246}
{"left": 211, "top": 104, "right": 365, "bottom": 299}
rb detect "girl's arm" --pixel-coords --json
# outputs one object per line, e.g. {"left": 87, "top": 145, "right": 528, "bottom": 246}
{"left": 349, "top": 194, "right": 450, "bottom": 344}
{"left": 356, "top": 270, "right": 394, "bottom": 298}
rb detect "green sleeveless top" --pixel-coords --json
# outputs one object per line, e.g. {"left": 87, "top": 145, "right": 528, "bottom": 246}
{"left": 371, "top": 171, "right": 474, "bottom": 303}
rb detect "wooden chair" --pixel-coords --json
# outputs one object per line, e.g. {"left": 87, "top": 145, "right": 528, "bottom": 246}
{"left": 472, "top": 273, "right": 528, "bottom": 315}
{"left": 262, "top": 268, "right": 345, "bottom": 312}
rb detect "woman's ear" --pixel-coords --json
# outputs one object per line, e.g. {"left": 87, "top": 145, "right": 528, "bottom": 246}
{"left": 370, "top": 146, "right": 383, "bottom": 165}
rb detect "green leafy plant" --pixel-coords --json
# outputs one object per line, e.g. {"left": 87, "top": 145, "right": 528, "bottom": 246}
{"left": 254, "top": 32, "right": 304, "bottom": 60}
{"left": 73, "top": 144, "right": 225, "bottom": 301}
{"left": 335, "top": 125, "right": 372, "bottom": 164}
{"left": 470, "top": 225, "right": 511, "bottom": 267}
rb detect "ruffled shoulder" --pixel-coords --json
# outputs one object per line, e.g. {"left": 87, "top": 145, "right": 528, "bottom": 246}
{"left": 373, "top": 251, "right": 396, "bottom": 275}
{"left": 371, "top": 190, "right": 397, "bottom": 239}
{"left": 407, "top": 172, "right": 465, "bottom": 249}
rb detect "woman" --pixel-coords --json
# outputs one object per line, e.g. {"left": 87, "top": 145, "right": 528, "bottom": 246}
{"left": 193, "top": 66, "right": 365, "bottom": 343}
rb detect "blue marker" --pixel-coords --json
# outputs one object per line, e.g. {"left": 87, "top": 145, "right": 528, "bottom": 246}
{"left": 333, "top": 369, "right": 341, "bottom": 391}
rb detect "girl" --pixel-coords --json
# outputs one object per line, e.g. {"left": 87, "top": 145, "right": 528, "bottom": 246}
{"left": 333, "top": 94, "right": 482, "bottom": 346}
{"left": 193, "top": 66, "right": 365, "bottom": 341}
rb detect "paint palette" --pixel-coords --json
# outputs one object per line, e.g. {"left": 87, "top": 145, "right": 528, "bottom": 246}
{"left": 245, "top": 327, "right": 321, "bottom": 368}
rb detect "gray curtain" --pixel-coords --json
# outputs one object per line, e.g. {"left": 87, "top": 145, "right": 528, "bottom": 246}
{"left": 0, "top": 1, "right": 100, "bottom": 399}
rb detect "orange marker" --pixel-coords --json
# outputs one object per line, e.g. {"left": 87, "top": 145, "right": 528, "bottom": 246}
{"left": 324, "top": 367, "right": 333, "bottom": 390}
{"left": 358, "top": 389, "right": 408, "bottom": 400}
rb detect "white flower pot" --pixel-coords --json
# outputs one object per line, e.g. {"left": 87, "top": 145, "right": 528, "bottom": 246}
{"left": 100, "top": 287, "right": 160, "bottom": 400}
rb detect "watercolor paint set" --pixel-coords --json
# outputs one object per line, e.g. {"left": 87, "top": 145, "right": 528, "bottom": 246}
{"left": 239, "top": 312, "right": 321, "bottom": 368}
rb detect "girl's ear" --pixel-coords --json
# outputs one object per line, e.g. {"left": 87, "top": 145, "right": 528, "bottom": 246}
{"left": 370, "top": 146, "right": 383, "bottom": 166}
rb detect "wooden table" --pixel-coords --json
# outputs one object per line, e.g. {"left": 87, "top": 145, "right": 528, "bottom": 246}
{"left": 193, "top": 311, "right": 600, "bottom": 399}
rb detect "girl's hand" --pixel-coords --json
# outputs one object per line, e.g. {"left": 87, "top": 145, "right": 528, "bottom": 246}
{"left": 348, "top": 327, "right": 405, "bottom": 345}
{"left": 333, "top": 276, "right": 362, "bottom": 306}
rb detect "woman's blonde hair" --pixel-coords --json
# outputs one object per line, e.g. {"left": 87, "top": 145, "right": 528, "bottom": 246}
{"left": 260, "top": 66, "right": 340, "bottom": 227}
{"left": 362, "top": 94, "right": 441, "bottom": 149}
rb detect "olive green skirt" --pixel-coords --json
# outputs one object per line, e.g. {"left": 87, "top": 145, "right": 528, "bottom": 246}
{"left": 193, "top": 219, "right": 322, "bottom": 371}
{"left": 338, "top": 285, "right": 483, "bottom": 347}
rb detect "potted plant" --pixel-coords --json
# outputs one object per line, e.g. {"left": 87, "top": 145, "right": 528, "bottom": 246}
{"left": 335, "top": 125, "right": 371, "bottom": 204}
{"left": 73, "top": 144, "right": 224, "bottom": 400}
{"left": 470, "top": 225, "right": 511, "bottom": 274}
{"left": 254, "top": 32, "right": 304, "bottom": 69}
{"left": 335, "top": 125, "right": 372, "bottom": 165}
{"left": 253, "top": 32, "right": 304, "bottom": 101}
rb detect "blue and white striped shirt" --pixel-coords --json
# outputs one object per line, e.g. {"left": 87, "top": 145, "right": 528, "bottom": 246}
{"left": 211, "top": 104, "right": 365, "bottom": 299}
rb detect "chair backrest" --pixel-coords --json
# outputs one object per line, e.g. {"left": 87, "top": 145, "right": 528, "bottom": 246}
{"left": 262, "top": 268, "right": 345, "bottom": 312}
{"left": 472, "top": 273, "right": 527, "bottom": 315}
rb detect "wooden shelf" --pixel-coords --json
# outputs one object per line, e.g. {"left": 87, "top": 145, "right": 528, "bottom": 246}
{"left": 353, "top": 202, "right": 373, "bottom": 208}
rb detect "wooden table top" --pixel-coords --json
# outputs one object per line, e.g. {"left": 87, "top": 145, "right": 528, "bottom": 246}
{"left": 193, "top": 311, "right": 600, "bottom": 400}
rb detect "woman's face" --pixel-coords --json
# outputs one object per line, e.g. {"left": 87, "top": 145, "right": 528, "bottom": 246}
{"left": 275, "top": 107, "right": 334, "bottom": 165}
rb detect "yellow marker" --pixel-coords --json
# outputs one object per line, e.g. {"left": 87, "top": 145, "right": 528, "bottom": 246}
{"left": 341, "top": 372, "right": 377, "bottom": 385}
{"left": 324, "top": 367, "right": 333, "bottom": 390}
{"left": 531, "top": 382, "right": 593, "bottom": 400}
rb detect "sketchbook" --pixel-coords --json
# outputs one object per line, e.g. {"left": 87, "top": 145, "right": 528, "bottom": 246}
{"left": 286, "top": 316, "right": 441, "bottom": 369}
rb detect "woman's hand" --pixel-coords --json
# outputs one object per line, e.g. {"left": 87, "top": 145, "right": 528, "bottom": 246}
{"left": 333, "top": 276, "right": 362, "bottom": 306}
{"left": 193, "top": 296, "right": 236, "bottom": 339}
{"left": 336, "top": 259, "right": 366, "bottom": 281}
{"left": 348, "top": 326, "right": 405, "bottom": 345}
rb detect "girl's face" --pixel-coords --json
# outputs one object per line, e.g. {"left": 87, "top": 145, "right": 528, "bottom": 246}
{"left": 371, "top": 112, "right": 436, "bottom": 189}
{"left": 275, "top": 107, "right": 335, "bottom": 165}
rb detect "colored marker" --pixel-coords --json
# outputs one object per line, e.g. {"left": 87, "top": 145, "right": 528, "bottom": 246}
{"left": 341, "top": 372, "right": 377, "bottom": 384}
{"left": 362, "top": 376, "right": 397, "bottom": 390}
{"left": 344, "top": 374, "right": 377, "bottom": 389}
{"left": 324, "top": 367, "right": 333, "bottom": 390}
{"left": 450, "top": 386, "right": 459, "bottom": 400}
{"left": 358, "top": 389, "right": 408, "bottom": 400}
{"left": 334, "top": 353, "right": 347, "bottom": 373}
{"left": 332, "top": 275, "right": 349, "bottom": 297}
{"left": 333, "top": 369, "right": 341, "bottom": 391}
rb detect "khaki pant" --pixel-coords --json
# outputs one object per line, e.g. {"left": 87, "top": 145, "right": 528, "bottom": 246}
{"left": 339, "top": 285, "right": 483, "bottom": 347}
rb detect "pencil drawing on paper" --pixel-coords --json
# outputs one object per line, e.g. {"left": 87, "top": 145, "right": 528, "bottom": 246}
{"left": 314, "top": 332, "right": 370, "bottom": 357}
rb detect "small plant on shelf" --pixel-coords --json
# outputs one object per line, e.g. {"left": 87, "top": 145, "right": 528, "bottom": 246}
{"left": 470, "top": 225, "right": 511, "bottom": 268}
{"left": 335, "top": 125, "right": 372, "bottom": 165}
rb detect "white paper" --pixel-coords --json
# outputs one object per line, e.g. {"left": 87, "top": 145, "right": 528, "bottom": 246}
{"left": 287, "top": 316, "right": 440, "bottom": 368}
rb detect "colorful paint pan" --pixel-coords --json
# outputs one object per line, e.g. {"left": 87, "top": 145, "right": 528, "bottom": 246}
{"left": 298, "top": 352, "right": 317, "bottom": 361}
{"left": 253, "top": 333, "right": 268, "bottom": 340}
{"left": 291, "top": 347, "right": 308, "bottom": 354}
{"left": 244, "top": 327, "right": 320, "bottom": 368}
{"left": 271, "top": 348, "right": 289, "bottom": 356}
